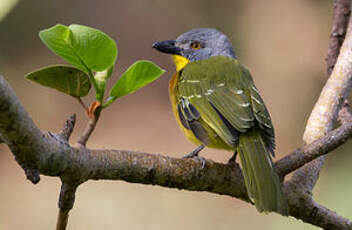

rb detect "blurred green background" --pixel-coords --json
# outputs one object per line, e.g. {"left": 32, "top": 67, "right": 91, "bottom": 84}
{"left": 1, "top": 0, "right": 351, "bottom": 229}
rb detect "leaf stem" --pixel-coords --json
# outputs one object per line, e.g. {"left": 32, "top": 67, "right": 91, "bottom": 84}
{"left": 76, "top": 98, "right": 89, "bottom": 113}
{"left": 77, "top": 102, "right": 102, "bottom": 146}
{"left": 102, "top": 96, "right": 115, "bottom": 109}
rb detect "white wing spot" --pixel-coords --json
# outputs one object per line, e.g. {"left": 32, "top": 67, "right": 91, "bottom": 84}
{"left": 217, "top": 83, "right": 225, "bottom": 87}
{"left": 239, "top": 102, "right": 250, "bottom": 107}
{"left": 195, "top": 94, "right": 202, "bottom": 98}
{"left": 261, "top": 122, "right": 272, "bottom": 128}
{"left": 239, "top": 116, "right": 255, "bottom": 122}
{"left": 251, "top": 95, "right": 262, "bottom": 105}
{"left": 187, "top": 95, "right": 195, "bottom": 99}
{"left": 204, "top": 88, "right": 215, "bottom": 96}
{"left": 235, "top": 89, "right": 243, "bottom": 94}
{"left": 186, "top": 80, "right": 200, "bottom": 83}
{"left": 251, "top": 85, "right": 259, "bottom": 93}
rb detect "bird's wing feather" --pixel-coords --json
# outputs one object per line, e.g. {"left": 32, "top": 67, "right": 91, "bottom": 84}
{"left": 177, "top": 56, "right": 275, "bottom": 151}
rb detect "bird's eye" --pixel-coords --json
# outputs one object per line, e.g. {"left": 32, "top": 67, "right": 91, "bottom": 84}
{"left": 191, "top": 42, "right": 201, "bottom": 50}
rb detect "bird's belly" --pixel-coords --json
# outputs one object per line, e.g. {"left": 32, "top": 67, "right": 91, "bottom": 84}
{"left": 168, "top": 72, "right": 233, "bottom": 150}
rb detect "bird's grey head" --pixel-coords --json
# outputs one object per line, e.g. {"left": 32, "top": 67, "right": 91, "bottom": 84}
{"left": 153, "top": 28, "right": 236, "bottom": 61}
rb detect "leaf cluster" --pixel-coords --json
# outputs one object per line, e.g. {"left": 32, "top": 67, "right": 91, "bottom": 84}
{"left": 26, "top": 24, "right": 164, "bottom": 108}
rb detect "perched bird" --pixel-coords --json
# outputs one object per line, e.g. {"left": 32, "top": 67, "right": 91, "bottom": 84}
{"left": 152, "top": 28, "right": 288, "bottom": 215}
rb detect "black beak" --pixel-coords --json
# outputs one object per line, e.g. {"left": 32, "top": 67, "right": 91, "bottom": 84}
{"left": 152, "top": 40, "right": 182, "bottom": 55}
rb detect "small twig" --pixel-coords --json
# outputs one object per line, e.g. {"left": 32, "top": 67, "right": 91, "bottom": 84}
{"left": 76, "top": 98, "right": 89, "bottom": 113}
{"left": 77, "top": 101, "right": 102, "bottom": 147}
{"left": 59, "top": 114, "right": 76, "bottom": 141}
{"left": 56, "top": 182, "right": 79, "bottom": 230}
{"left": 276, "top": 106, "right": 352, "bottom": 176}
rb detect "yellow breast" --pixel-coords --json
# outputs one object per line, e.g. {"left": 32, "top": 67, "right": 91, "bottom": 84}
{"left": 168, "top": 70, "right": 203, "bottom": 146}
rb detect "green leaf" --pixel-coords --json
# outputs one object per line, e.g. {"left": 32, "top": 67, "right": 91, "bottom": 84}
{"left": 94, "top": 68, "right": 110, "bottom": 102}
{"left": 25, "top": 65, "right": 91, "bottom": 97}
{"left": 39, "top": 24, "right": 117, "bottom": 73}
{"left": 106, "top": 60, "right": 164, "bottom": 106}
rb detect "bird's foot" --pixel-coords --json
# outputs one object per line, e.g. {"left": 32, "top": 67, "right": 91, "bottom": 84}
{"left": 182, "top": 145, "right": 205, "bottom": 158}
{"left": 183, "top": 145, "right": 206, "bottom": 169}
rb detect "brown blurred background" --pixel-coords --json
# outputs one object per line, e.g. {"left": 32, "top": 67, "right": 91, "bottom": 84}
{"left": 1, "top": 0, "right": 351, "bottom": 229}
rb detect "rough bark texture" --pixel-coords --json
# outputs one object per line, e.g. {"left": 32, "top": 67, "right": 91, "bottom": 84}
{"left": 0, "top": 71, "right": 352, "bottom": 229}
{"left": 327, "top": 0, "right": 351, "bottom": 75}
{"left": 276, "top": 103, "right": 352, "bottom": 177}
{"left": 1, "top": 1, "right": 352, "bottom": 229}
{"left": 290, "top": 1, "right": 352, "bottom": 195}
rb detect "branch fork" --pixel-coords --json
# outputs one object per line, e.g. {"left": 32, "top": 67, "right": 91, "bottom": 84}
{"left": 1, "top": 1, "right": 352, "bottom": 229}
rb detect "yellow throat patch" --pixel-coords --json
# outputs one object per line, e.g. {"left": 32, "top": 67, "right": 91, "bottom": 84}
{"left": 172, "top": 55, "right": 190, "bottom": 72}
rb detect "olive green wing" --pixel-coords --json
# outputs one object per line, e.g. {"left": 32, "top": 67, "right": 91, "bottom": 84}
{"left": 176, "top": 91, "right": 237, "bottom": 147}
{"left": 177, "top": 56, "right": 254, "bottom": 147}
{"left": 237, "top": 66, "right": 275, "bottom": 154}
{"left": 177, "top": 56, "right": 275, "bottom": 152}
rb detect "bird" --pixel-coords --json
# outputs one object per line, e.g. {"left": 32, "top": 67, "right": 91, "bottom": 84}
{"left": 152, "top": 28, "right": 288, "bottom": 215}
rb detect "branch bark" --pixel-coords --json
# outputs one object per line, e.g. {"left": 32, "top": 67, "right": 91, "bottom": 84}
{"left": 276, "top": 101, "right": 352, "bottom": 177}
{"left": 327, "top": 0, "right": 351, "bottom": 75}
{"left": 1, "top": 2, "right": 352, "bottom": 229}
{"left": 289, "top": 0, "right": 352, "bottom": 193}
{"left": 0, "top": 73, "right": 351, "bottom": 229}
{"left": 58, "top": 114, "right": 76, "bottom": 141}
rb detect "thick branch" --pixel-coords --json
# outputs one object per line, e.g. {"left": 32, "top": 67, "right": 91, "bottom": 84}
{"left": 3, "top": 4, "right": 352, "bottom": 228}
{"left": 285, "top": 182, "right": 352, "bottom": 229}
{"left": 0, "top": 75, "right": 46, "bottom": 183}
{"left": 290, "top": 1, "right": 352, "bottom": 192}
{"left": 0, "top": 74, "right": 351, "bottom": 229}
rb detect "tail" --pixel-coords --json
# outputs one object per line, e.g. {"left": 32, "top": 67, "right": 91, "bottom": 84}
{"left": 237, "top": 129, "right": 288, "bottom": 215}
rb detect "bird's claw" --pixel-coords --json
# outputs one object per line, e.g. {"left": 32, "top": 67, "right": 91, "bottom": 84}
{"left": 193, "top": 156, "right": 206, "bottom": 169}
{"left": 183, "top": 154, "right": 206, "bottom": 169}
{"left": 182, "top": 145, "right": 206, "bottom": 169}
{"left": 182, "top": 151, "right": 199, "bottom": 159}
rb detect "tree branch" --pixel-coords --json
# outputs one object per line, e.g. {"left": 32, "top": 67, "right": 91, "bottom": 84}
{"left": 0, "top": 73, "right": 351, "bottom": 229}
{"left": 284, "top": 182, "right": 352, "bottom": 229}
{"left": 58, "top": 114, "right": 76, "bottom": 141}
{"left": 289, "top": 0, "right": 352, "bottom": 193}
{"left": 56, "top": 182, "right": 79, "bottom": 230}
{"left": 2, "top": 2, "right": 352, "bottom": 229}
{"left": 276, "top": 102, "right": 352, "bottom": 177}
{"left": 327, "top": 0, "right": 351, "bottom": 75}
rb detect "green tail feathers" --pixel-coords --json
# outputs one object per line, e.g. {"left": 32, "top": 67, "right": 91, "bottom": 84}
{"left": 237, "top": 130, "right": 288, "bottom": 215}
